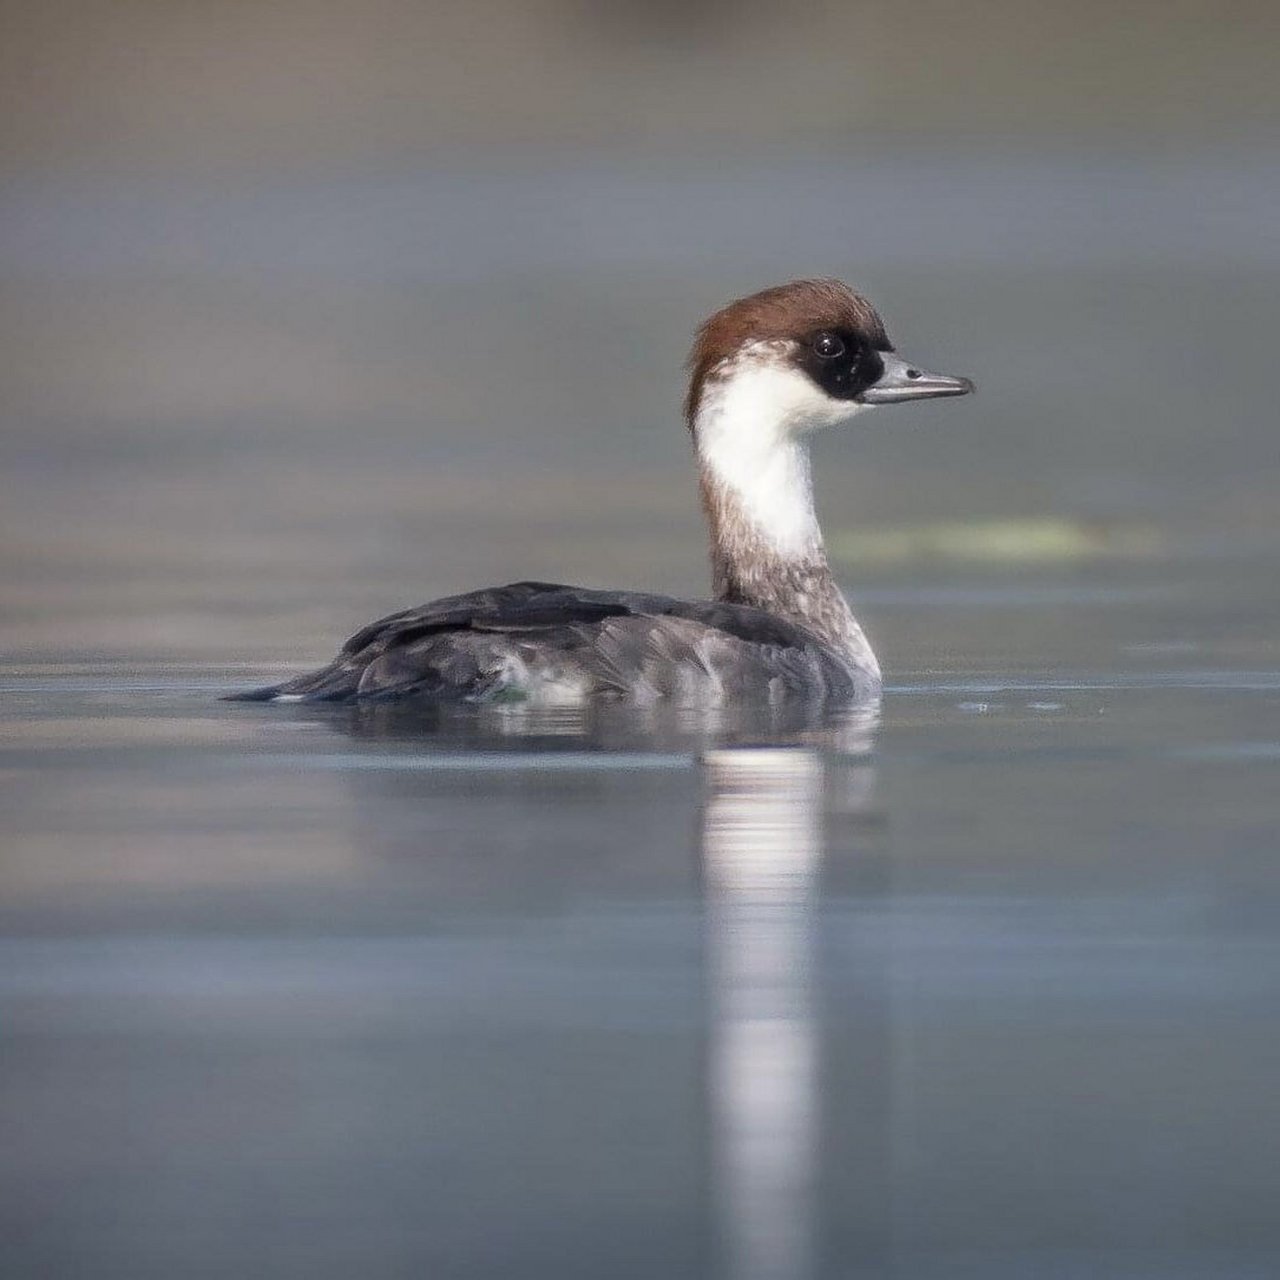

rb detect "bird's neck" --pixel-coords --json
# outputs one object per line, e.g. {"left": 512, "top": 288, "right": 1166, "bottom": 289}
{"left": 693, "top": 387, "right": 876, "bottom": 672}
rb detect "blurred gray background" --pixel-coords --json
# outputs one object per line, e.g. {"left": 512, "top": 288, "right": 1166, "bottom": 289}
{"left": 5, "top": 9, "right": 1280, "bottom": 1280}
{"left": 1, "top": 0, "right": 1277, "bottom": 668}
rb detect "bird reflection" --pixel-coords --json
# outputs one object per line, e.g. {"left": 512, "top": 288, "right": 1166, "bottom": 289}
{"left": 306, "top": 694, "right": 876, "bottom": 754}
{"left": 281, "top": 689, "right": 880, "bottom": 1276}
{"left": 702, "top": 708, "right": 878, "bottom": 1280}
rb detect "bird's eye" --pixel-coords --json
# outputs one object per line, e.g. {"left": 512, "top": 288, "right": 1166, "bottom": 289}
{"left": 813, "top": 332, "right": 846, "bottom": 360}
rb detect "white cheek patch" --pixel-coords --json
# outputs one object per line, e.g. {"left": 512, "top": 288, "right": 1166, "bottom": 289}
{"left": 713, "top": 345, "right": 869, "bottom": 437}
{"left": 693, "top": 347, "right": 869, "bottom": 558}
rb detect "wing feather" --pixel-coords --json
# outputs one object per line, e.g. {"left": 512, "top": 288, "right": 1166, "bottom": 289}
{"left": 227, "top": 580, "right": 863, "bottom": 703}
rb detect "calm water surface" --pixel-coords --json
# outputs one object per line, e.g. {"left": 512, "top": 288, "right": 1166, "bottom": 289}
{"left": 3, "top": 560, "right": 1279, "bottom": 1280}
{"left": 2, "top": 151, "right": 1280, "bottom": 1277}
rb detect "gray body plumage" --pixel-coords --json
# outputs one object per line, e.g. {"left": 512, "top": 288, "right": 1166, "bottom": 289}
{"left": 230, "top": 581, "right": 878, "bottom": 705}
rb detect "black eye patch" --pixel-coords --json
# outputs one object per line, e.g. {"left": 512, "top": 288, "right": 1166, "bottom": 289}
{"left": 796, "top": 331, "right": 885, "bottom": 401}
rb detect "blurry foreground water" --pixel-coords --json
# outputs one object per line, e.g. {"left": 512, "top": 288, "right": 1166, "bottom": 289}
{"left": 2, "top": 150, "right": 1280, "bottom": 1277}
{"left": 4, "top": 560, "right": 1280, "bottom": 1279}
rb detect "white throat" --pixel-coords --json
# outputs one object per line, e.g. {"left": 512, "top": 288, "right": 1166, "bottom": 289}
{"left": 693, "top": 350, "right": 866, "bottom": 560}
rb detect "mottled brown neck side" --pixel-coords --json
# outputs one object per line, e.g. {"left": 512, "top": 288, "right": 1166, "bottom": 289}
{"left": 699, "top": 470, "right": 877, "bottom": 672}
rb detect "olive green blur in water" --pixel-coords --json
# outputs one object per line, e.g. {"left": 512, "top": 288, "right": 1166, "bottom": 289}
{"left": 3, "top": 143, "right": 1280, "bottom": 1278}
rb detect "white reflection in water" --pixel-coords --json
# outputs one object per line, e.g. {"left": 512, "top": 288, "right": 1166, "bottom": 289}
{"left": 702, "top": 747, "right": 828, "bottom": 1280}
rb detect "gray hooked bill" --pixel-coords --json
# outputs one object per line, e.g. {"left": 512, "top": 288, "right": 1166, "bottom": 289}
{"left": 858, "top": 352, "right": 974, "bottom": 404}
